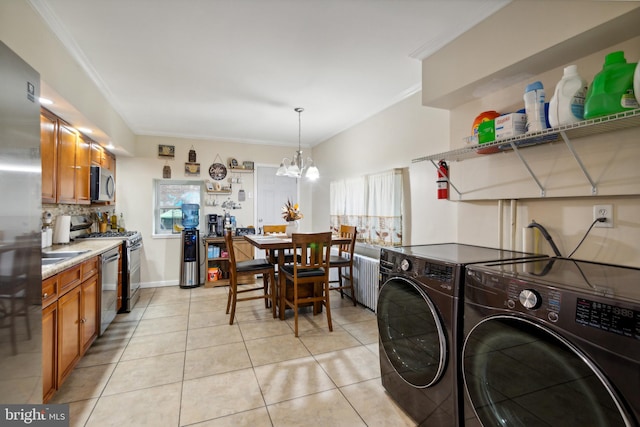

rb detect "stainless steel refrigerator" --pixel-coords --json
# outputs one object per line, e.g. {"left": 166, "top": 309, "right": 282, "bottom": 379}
{"left": 0, "top": 41, "right": 42, "bottom": 403}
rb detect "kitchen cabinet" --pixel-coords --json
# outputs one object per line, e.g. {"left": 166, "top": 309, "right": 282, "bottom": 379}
{"left": 41, "top": 107, "right": 101, "bottom": 205}
{"left": 40, "top": 109, "right": 57, "bottom": 204}
{"left": 43, "top": 256, "right": 99, "bottom": 399}
{"left": 80, "top": 275, "right": 98, "bottom": 354}
{"left": 412, "top": 108, "right": 640, "bottom": 199}
{"left": 57, "top": 284, "right": 81, "bottom": 385}
{"left": 91, "top": 142, "right": 116, "bottom": 173}
{"left": 75, "top": 134, "right": 92, "bottom": 204}
{"left": 56, "top": 121, "right": 78, "bottom": 204}
{"left": 204, "top": 236, "right": 253, "bottom": 287}
{"left": 42, "top": 279, "right": 57, "bottom": 403}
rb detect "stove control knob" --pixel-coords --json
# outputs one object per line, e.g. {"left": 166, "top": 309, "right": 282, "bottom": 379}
{"left": 400, "top": 259, "right": 411, "bottom": 272}
{"left": 519, "top": 289, "right": 541, "bottom": 310}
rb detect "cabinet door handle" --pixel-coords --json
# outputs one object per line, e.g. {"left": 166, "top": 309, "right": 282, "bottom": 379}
{"left": 43, "top": 293, "right": 48, "bottom": 299}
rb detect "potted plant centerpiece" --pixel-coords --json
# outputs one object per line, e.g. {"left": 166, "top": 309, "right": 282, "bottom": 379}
{"left": 282, "top": 199, "right": 303, "bottom": 237}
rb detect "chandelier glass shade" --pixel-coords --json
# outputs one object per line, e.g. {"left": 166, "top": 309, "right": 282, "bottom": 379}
{"left": 276, "top": 107, "right": 319, "bottom": 180}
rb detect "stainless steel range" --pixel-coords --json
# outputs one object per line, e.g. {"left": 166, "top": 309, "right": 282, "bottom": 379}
{"left": 77, "top": 230, "right": 143, "bottom": 312}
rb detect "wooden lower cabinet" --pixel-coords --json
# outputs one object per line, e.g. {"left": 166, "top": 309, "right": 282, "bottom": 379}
{"left": 80, "top": 276, "right": 98, "bottom": 354}
{"left": 43, "top": 257, "right": 99, "bottom": 402}
{"left": 42, "top": 303, "right": 57, "bottom": 403}
{"left": 57, "top": 285, "right": 81, "bottom": 386}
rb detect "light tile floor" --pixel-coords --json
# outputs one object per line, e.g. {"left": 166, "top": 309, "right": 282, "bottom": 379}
{"left": 52, "top": 285, "right": 417, "bottom": 426}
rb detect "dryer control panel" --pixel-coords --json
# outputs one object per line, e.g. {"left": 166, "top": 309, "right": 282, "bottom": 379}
{"left": 576, "top": 298, "right": 640, "bottom": 339}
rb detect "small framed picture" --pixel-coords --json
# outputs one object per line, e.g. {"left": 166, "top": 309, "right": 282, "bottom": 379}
{"left": 184, "top": 162, "right": 200, "bottom": 176}
{"left": 158, "top": 144, "right": 175, "bottom": 158}
{"left": 242, "top": 160, "right": 254, "bottom": 170}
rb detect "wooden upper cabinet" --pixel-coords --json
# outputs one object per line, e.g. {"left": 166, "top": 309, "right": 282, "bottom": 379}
{"left": 91, "top": 142, "right": 115, "bottom": 172}
{"left": 56, "top": 122, "right": 78, "bottom": 204}
{"left": 42, "top": 107, "right": 114, "bottom": 205}
{"left": 41, "top": 109, "right": 58, "bottom": 203}
{"left": 76, "top": 135, "right": 91, "bottom": 205}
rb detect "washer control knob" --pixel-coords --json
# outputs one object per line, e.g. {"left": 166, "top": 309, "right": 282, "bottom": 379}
{"left": 548, "top": 312, "right": 559, "bottom": 323}
{"left": 507, "top": 300, "right": 516, "bottom": 309}
{"left": 519, "top": 289, "right": 541, "bottom": 309}
{"left": 400, "top": 259, "right": 411, "bottom": 272}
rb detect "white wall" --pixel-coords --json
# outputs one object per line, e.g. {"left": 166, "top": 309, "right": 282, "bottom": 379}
{"left": 118, "top": 135, "right": 300, "bottom": 286}
{"left": 310, "top": 92, "right": 454, "bottom": 246}
{"left": 0, "top": 0, "right": 136, "bottom": 155}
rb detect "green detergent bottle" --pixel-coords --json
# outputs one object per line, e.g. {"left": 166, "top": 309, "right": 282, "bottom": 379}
{"left": 584, "top": 51, "right": 638, "bottom": 119}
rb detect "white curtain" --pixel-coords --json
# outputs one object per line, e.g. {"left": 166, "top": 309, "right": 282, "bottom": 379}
{"left": 330, "top": 169, "right": 402, "bottom": 246}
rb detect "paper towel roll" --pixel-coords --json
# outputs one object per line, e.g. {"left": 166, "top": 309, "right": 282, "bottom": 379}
{"left": 53, "top": 215, "right": 71, "bottom": 244}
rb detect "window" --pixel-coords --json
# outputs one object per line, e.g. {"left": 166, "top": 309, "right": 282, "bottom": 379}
{"left": 330, "top": 169, "right": 403, "bottom": 246}
{"left": 154, "top": 179, "right": 203, "bottom": 235}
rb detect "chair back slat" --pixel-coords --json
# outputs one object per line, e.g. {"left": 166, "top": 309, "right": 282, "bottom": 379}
{"left": 263, "top": 224, "right": 286, "bottom": 234}
{"left": 291, "top": 232, "right": 332, "bottom": 273}
{"left": 337, "top": 225, "right": 357, "bottom": 257}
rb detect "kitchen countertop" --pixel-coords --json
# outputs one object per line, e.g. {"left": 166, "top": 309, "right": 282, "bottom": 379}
{"left": 42, "top": 239, "right": 123, "bottom": 279}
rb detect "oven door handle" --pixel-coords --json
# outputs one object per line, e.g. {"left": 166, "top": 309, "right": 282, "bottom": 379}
{"left": 129, "top": 242, "right": 143, "bottom": 251}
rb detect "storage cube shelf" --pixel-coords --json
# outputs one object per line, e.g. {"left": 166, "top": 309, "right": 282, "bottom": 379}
{"left": 203, "top": 236, "right": 254, "bottom": 287}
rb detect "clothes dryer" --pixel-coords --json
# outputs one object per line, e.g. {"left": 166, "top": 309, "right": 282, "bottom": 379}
{"left": 377, "top": 244, "right": 546, "bottom": 426}
{"left": 462, "top": 258, "right": 640, "bottom": 426}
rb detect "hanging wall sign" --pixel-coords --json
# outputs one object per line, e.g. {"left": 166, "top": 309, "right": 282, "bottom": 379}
{"left": 188, "top": 147, "right": 197, "bottom": 163}
{"left": 209, "top": 153, "right": 227, "bottom": 180}
{"left": 158, "top": 144, "right": 175, "bottom": 158}
{"left": 163, "top": 163, "right": 171, "bottom": 178}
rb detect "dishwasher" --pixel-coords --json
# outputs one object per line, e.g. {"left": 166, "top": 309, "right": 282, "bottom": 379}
{"left": 100, "top": 246, "right": 121, "bottom": 335}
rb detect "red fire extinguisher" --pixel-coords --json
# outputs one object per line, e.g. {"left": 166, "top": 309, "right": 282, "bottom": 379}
{"left": 437, "top": 160, "right": 449, "bottom": 200}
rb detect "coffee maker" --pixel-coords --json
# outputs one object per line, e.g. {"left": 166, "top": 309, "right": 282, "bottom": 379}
{"left": 179, "top": 204, "right": 200, "bottom": 288}
{"left": 207, "top": 214, "right": 223, "bottom": 237}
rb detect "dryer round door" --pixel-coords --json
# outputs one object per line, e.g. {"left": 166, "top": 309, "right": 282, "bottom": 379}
{"left": 377, "top": 277, "right": 447, "bottom": 388}
{"left": 463, "top": 316, "right": 634, "bottom": 427}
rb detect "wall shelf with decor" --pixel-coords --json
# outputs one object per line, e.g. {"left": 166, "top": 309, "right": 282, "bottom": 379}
{"left": 412, "top": 108, "right": 640, "bottom": 197}
{"left": 227, "top": 167, "right": 254, "bottom": 173}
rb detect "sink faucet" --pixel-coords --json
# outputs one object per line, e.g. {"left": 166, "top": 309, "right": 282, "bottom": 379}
{"left": 527, "top": 220, "right": 562, "bottom": 257}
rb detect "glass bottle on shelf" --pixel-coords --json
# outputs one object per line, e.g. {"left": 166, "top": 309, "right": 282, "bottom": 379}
{"left": 118, "top": 213, "right": 126, "bottom": 232}
{"left": 111, "top": 210, "right": 118, "bottom": 230}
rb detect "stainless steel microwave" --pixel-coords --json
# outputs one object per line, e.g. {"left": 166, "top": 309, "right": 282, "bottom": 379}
{"left": 90, "top": 166, "right": 115, "bottom": 202}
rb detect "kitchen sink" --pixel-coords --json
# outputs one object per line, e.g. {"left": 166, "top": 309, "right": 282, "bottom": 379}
{"left": 42, "top": 257, "right": 68, "bottom": 265}
{"left": 41, "top": 250, "right": 90, "bottom": 266}
{"left": 42, "top": 250, "right": 89, "bottom": 259}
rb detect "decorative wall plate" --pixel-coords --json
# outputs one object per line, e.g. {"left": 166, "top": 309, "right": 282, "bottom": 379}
{"left": 208, "top": 163, "right": 227, "bottom": 180}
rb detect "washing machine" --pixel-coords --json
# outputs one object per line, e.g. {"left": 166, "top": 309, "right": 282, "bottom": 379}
{"left": 462, "top": 257, "right": 640, "bottom": 427}
{"left": 377, "top": 244, "right": 547, "bottom": 426}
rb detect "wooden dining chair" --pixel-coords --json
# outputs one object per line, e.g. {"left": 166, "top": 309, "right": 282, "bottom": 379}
{"left": 224, "top": 230, "right": 277, "bottom": 325}
{"left": 262, "top": 224, "right": 286, "bottom": 234}
{"left": 329, "top": 225, "right": 358, "bottom": 306}
{"left": 279, "top": 232, "right": 333, "bottom": 337}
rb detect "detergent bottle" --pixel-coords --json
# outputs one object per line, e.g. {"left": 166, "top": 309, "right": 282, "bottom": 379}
{"left": 548, "top": 65, "right": 588, "bottom": 127}
{"left": 584, "top": 51, "right": 638, "bottom": 119}
{"left": 523, "top": 81, "right": 547, "bottom": 132}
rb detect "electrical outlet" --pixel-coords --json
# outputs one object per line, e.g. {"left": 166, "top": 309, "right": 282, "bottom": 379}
{"left": 593, "top": 204, "right": 613, "bottom": 228}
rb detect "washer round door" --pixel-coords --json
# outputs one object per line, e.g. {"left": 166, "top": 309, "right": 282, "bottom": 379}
{"left": 463, "top": 316, "right": 634, "bottom": 427}
{"left": 377, "top": 277, "right": 447, "bottom": 388}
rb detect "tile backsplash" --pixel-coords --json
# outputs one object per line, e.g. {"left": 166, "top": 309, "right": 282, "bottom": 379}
{"left": 43, "top": 204, "right": 116, "bottom": 232}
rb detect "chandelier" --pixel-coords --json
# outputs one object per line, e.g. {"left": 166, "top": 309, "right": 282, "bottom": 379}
{"left": 276, "top": 107, "right": 319, "bottom": 180}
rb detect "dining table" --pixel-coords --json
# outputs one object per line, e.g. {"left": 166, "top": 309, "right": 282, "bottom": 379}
{"left": 244, "top": 233, "right": 351, "bottom": 319}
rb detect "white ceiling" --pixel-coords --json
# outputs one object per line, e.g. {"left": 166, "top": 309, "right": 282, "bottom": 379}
{"left": 32, "top": 0, "right": 509, "bottom": 148}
